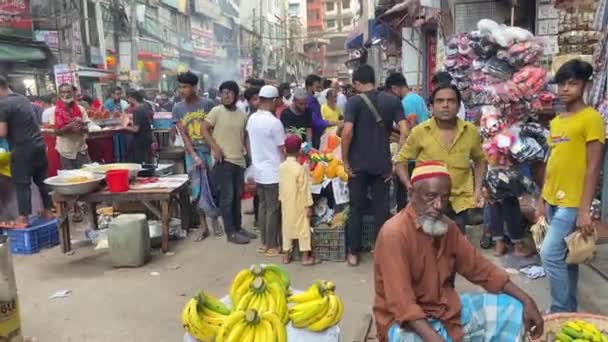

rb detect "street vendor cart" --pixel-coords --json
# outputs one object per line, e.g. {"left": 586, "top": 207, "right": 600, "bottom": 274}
{"left": 51, "top": 175, "right": 190, "bottom": 253}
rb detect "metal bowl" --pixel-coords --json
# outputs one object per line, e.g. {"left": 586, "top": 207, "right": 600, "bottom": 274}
{"left": 44, "top": 174, "right": 105, "bottom": 195}
{"left": 90, "top": 163, "right": 142, "bottom": 180}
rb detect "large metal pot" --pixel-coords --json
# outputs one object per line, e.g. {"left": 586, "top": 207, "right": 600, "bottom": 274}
{"left": 89, "top": 163, "right": 142, "bottom": 180}
{"left": 44, "top": 175, "right": 105, "bottom": 195}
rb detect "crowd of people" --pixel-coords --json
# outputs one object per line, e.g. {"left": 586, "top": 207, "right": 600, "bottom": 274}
{"left": 0, "top": 56, "right": 604, "bottom": 340}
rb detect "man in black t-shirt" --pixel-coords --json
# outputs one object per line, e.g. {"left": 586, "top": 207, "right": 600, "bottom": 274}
{"left": 341, "top": 65, "right": 409, "bottom": 266}
{"left": 124, "top": 89, "right": 153, "bottom": 164}
{"left": 280, "top": 88, "right": 312, "bottom": 143}
{"left": 0, "top": 76, "right": 54, "bottom": 227}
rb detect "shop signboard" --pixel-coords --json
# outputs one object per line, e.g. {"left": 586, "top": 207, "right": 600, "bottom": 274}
{"left": 53, "top": 64, "right": 80, "bottom": 90}
{"left": 34, "top": 30, "right": 59, "bottom": 50}
{"left": 0, "top": 0, "right": 32, "bottom": 38}
{"left": 240, "top": 58, "right": 253, "bottom": 80}
{"left": 160, "top": 0, "right": 188, "bottom": 13}
{"left": 191, "top": 19, "right": 215, "bottom": 59}
{"left": 192, "top": 0, "right": 221, "bottom": 19}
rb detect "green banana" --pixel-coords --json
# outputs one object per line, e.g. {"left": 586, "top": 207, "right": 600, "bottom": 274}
{"left": 264, "top": 263, "right": 291, "bottom": 288}
{"left": 562, "top": 326, "right": 584, "bottom": 339}
{"left": 197, "top": 291, "right": 230, "bottom": 315}
{"left": 556, "top": 332, "right": 574, "bottom": 342}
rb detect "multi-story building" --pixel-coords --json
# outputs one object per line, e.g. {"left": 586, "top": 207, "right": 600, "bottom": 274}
{"left": 304, "top": 0, "right": 327, "bottom": 76}
{"left": 191, "top": 0, "right": 240, "bottom": 88}
{"left": 323, "top": 0, "right": 356, "bottom": 80}
{"left": 240, "top": 0, "right": 309, "bottom": 82}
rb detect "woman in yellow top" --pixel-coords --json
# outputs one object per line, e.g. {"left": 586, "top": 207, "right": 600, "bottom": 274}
{"left": 321, "top": 89, "right": 343, "bottom": 134}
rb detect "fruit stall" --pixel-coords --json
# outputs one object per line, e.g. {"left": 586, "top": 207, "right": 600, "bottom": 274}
{"left": 296, "top": 132, "right": 354, "bottom": 261}
{"left": 182, "top": 263, "right": 342, "bottom": 341}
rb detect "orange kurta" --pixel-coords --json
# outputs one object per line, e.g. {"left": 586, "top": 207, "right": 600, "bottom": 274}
{"left": 373, "top": 205, "right": 509, "bottom": 341}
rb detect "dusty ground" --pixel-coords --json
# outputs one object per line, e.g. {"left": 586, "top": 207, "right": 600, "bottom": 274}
{"left": 12, "top": 200, "right": 608, "bottom": 341}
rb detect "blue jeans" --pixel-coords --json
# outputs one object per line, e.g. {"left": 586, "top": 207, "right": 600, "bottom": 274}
{"left": 540, "top": 205, "right": 578, "bottom": 312}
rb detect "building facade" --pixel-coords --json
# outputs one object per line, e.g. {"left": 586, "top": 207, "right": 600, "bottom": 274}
{"left": 304, "top": 0, "right": 327, "bottom": 75}
{"left": 323, "top": 0, "right": 357, "bottom": 79}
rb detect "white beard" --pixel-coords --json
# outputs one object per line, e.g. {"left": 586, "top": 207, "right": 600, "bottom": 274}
{"left": 419, "top": 216, "right": 449, "bottom": 237}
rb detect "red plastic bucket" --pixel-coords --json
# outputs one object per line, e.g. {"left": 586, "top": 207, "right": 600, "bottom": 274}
{"left": 106, "top": 169, "right": 129, "bottom": 192}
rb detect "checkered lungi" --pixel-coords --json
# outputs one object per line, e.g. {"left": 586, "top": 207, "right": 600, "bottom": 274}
{"left": 388, "top": 293, "right": 524, "bottom": 342}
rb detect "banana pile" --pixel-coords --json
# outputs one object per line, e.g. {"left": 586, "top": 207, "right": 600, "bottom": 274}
{"left": 181, "top": 264, "right": 344, "bottom": 341}
{"left": 235, "top": 277, "right": 289, "bottom": 323}
{"left": 181, "top": 291, "right": 231, "bottom": 341}
{"left": 216, "top": 309, "right": 286, "bottom": 342}
{"left": 288, "top": 280, "right": 343, "bottom": 332}
{"left": 230, "top": 264, "right": 290, "bottom": 307}
{"left": 556, "top": 319, "right": 608, "bottom": 342}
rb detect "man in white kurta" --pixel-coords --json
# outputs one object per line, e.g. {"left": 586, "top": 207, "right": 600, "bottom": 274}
{"left": 278, "top": 134, "right": 320, "bottom": 265}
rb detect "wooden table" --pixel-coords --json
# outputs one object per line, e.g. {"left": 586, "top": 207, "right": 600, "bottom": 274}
{"left": 51, "top": 177, "right": 190, "bottom": 254}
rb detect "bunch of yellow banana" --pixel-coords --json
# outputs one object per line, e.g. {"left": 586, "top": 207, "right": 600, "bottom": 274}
{"left": 181, "top": 291, "right": 231, "bottom": 341}
{"left": 288, "top": 280, "right": 343, "bottom": 332}
{"left": 216, "top": 309, "right": 286, "bottom": 342}
{"left": 229, "top": 264, "right": 290, "bottom": 307}
{"left": 556, "top": 319, "right": 608, "bottom": 342}
{"left": 236, "top": 277, "right": 289, "bottom": 324}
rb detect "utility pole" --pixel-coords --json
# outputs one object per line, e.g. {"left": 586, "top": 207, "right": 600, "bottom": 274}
{"left": 80, "top": 0, "right": 91, "bottom": 66}
{"left": 282, "top": 0, "right": 288, "bottom": 81}
{"left": 54, "top": 0, "right": 64, "bottom": 64}
{"left": 112, "top": 0, "right": 121, "bottom": 84}
{"left": 130, "top": 1, "right": 139, "bottom": 73}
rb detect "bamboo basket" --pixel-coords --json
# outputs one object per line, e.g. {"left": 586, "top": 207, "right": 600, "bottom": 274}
{"left": 529, "top": 313, "right": 608, "bottom": 341}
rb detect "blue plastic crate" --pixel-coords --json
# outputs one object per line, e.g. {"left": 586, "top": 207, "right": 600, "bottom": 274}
{"left": 2, "top": 218, "right": 59, "bottom": 255}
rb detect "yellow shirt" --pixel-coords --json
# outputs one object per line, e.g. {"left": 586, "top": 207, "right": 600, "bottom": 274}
{"left": 278, "top": 157, "right": 313, "bottom": 242}
{"left": 396, "top": 118, "right": 486, "bottom": 213}
{"left": 321, "top": 104, "right": 341, "bottom": 133}
{"left": 542, "top": 107, "right": 605, "bottom": 207}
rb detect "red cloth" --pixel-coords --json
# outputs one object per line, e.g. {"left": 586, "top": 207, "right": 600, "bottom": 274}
{"left": 275, "top": 102, "right": 288, "bottom": 119}
{"left": 43, "top": 133, "right": 60, "bottom": 177}
{"left": 54, "top": 100, "right": 82, "bottom": 129}
{"left": 91, "top": 98, "right": 102, "bottom": 110}
{"left": 87, "top": 137, "right": 114, "bottom": 164}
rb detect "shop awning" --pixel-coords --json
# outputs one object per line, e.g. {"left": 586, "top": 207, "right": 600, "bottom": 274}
{"left": 346, "top": 28, "right": 364, "bottom": 49}
{"left": 78, "top": 66, "right": 114, "bottom": 78}
{"left": 0, "top": 38, "right": 56, "bottom": 67}
{"left": 161, "top": 59, "right": 179, "bottom": 70}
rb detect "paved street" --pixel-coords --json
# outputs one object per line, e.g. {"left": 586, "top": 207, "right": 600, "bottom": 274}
{"left": 11, "top": 199, "right": 608, "bottom": 341}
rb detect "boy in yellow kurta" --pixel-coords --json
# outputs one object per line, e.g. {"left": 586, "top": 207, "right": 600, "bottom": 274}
{"left": 278, "top": 134, "right": 321, "bottom": 265}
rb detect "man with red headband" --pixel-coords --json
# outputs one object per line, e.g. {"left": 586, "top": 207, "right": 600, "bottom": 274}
{"left": 373, "top": 161, "right": 543, "bottom": 342}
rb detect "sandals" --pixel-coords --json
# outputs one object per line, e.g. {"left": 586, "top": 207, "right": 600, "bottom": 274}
{"left": 347, "top": 253, "right": 360, "bottom": 267}
{"left": 302, "top": 256, "right": 322, "bottom": 266}
{"left": 195, "top": 229, "right": 210, "bottom": 241}
{"left": 263, "top": 249, "right": 280, "bottom": 257}
{"left": 256, "top": 247, "right": 268, "bottom": 254}
{"left": 283, "top": 251, "right": 292, "bottom": 264}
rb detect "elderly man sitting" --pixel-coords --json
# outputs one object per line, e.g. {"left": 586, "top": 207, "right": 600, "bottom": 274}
{"left": 373, "top": 161, "right": 543, "bottom": 342}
